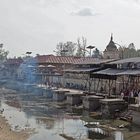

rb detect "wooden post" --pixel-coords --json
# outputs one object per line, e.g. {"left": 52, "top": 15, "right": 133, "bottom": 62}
{"left": 109, "top": 79, "right": 111, "bottom": 97}
{"left": 96, "top": 78, "right": 100, "bottom": 93}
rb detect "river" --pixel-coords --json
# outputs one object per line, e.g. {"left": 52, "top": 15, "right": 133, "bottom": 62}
{"left": 0, "top": 87, "right": 140, "bottom": 140}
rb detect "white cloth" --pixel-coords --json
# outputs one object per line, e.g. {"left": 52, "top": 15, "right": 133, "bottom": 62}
{"left": 130, "top": 91, "right": 134, "bottom": 97}
{"left": 121, "top": 92, "right": 124, "bottom": 99}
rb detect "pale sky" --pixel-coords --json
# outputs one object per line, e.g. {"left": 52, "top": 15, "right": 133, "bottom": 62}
{"left": 0, "top": 0, "right": 140, "bottom": 57}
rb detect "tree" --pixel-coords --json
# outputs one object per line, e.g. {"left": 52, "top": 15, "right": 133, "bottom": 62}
{"left": 128, "top": 43, "right": 135, "bottom": 49}
{"left": 75, "top": 38, "right": 82, "bottom": 57}
{"left": 55, "top": 41, "right": 76, "bottom": 56}
{"left": 136, "top": 49, "right": 140, "bottom": 57}
{"left": 0, "top": 43, "right": 9, "bottom": 62}
{"left": 118, "top": 43, "right": 138, "bottom": 59}
{"left": 128, "top": 43, "right": 137, "bottom": 58}
{"left": 55, "top": 37, "right": 88, "bottom": 57}
{"left": 92, "top": 48, "right": 102, "bottom": 58}
{"left": 64, "top": 41, "right": 76, "bottom": 56}
{"left": 118, "top": 45, "right": 126, "bottom": 59}
{"left": 76, "top": 37, "right": 87, "bottom": 57}
{"left": 55, "top": 42, "right": 64, "bottom": 56}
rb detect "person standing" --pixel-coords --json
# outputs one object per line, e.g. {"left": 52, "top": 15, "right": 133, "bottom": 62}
{"left": 121, "top": 91, "right": 124, "bottom": 99}
{"left": 138, "top": 91, "right": 140, "bottom": 106}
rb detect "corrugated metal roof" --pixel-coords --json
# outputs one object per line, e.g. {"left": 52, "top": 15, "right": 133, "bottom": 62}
{"left": 64, "top": 67, "right": 99, "bottom": 73}
{"left": 93, "top": 68, "right": 125, "bottom": 76}
{"left": 119, "top": 69, "right": 140, "bottom": 75}
{"left": 74, "top": 58, "right": 116, "bottom": 65}
{"left": 109, "top": 57, "right": 140, "bottom": 64}
{"left": 93, "top": 68, "right": 140, "bottom": 76}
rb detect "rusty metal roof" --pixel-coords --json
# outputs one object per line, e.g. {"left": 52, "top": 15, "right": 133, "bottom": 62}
{"left": 74, "top": 58, "right": 116, "bottom": 65}
{"left": 36, "top": 55, "right": 80, "bottom": 64}
{"left": 36, "top": 55, "right": 116, "bottom": 65}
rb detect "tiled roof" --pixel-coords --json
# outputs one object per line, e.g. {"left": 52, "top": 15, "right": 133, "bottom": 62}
{"left": 36, "top": 55, "right": 80, "bottom": 64}
{"left": 36, "top": 55, "right": 116, "bottom": 65}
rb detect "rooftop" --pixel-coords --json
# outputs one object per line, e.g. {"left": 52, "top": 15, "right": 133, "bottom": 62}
{"left": 36, "top": 55, "right": 80, "bottom": 64}
{"left": 93, "top": 68, "right": 140, "bottom": 76}
{"left": 64, "top": 67, "right": 99, "bottom": 73}
{"left": 109, "top": 57, "right": 140, "bottom": 64}
{"left": 74, "top": 58, "right": 116, "bottom": 65}
{"left": 36, "top": 55, "right": 116, "bottom": 65}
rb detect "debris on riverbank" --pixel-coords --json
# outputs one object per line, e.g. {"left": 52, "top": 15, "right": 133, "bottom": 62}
{"left": 0, "top": 114, "right": 35, "bottom": 140}
{"left": 5, "top": 100, "right": 21, "bottom": 109}
{"left": 59, "top": 133, "right": 75, "bottom": 140}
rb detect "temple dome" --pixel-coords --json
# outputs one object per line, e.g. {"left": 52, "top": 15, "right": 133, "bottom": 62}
{"left": 106, "top": 34, "right": 117, "bottom": 51}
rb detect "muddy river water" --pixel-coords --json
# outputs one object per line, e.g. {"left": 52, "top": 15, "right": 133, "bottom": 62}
{"left": 0, "top": 88, "right": 140, "bottom": 140}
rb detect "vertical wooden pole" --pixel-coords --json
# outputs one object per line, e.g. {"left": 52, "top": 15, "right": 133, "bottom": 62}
{"left": 109, "top": 79, "right": 111, "bottom": 97}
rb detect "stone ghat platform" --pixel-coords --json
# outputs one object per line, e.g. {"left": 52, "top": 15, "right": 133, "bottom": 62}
{"left": 100, "top": 98, "right": 128, "bottom": 118}
{"left": 66, "top": 92, "right": 84, "bottom": 106}
{"left": 128, "top": 104, "right": 140, "bottom": 112}
{"left": 83, "top": 95, "right": 104, "bottom": 111}
{"left": 52, "top": 89, "right": 70, "bottom": 101}
{"left": 128, "top": 104, "right": 140, "bottom": 126}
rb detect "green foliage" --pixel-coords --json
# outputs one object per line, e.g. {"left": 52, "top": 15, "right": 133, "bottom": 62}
{"left": 0, "top": 44, "right": 9, "bottom": 62}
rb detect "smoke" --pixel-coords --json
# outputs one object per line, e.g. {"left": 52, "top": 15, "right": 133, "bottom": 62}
{"left": 18, "top": 56, "right": 38, "bottom": 83}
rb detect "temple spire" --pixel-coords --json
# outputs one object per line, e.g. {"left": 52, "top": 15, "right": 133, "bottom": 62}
{"left": 111, "top": 33, "right": 113, "bottom": 41}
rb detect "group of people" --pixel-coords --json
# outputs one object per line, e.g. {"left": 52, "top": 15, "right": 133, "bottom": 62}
{"left": 65, "top": 82, "right": 87, "bottom": 90}
{"left": 120, "top": 88, "right": 140, "bottom": 105}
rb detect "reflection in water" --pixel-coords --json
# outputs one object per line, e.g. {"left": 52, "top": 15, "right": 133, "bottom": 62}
{"left": 0, "top": 93, "right": 129, "bottom": 140}
{"left": 114, "top": 131, "right": 124, "bottom": 140}
{"left": 88, "top": 128, "right": 110, "bottom": 139}
{"left": 36, "top": 117, "right": 55, "bottom": 129}
{"left": 1, "top": 102, "right": 87, "bottom": 140}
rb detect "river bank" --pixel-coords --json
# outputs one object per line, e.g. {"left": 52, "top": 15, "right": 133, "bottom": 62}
{"left": 0, "top": 114, "right": 33, "bottom": 140}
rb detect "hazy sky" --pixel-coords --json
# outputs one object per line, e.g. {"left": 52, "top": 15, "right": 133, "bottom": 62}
{"left": 0, "top": 0, "right": 140, "bottom": 57}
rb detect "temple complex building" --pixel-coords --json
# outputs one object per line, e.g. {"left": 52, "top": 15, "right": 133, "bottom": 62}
{"left": 103, "top": 34, "right": 119, "bottom": 59}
